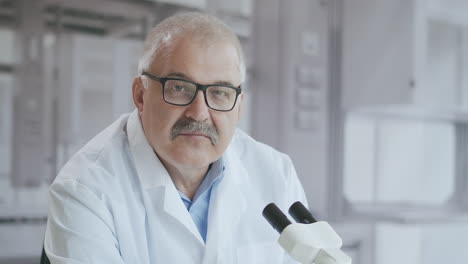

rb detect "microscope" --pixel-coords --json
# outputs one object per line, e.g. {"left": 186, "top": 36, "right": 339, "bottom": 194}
{"left": 263, "top": 202, "right": 352, "bottom": 264}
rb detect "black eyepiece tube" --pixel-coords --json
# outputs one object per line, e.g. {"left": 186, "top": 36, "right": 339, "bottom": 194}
{"left": 262, "top": 203, "right": 292, "bottom": 234}
{"left": 288, "top": 201, "right": 317, "bottom": 224}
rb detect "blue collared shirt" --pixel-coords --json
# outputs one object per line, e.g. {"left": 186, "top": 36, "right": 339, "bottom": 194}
{"left": 177, "top": 157, "right": 225, "bottom": 242}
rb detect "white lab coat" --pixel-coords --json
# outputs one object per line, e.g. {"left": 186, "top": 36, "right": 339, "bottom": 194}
{"left": 45, "top": 110, "right": 308, "bottom": 264}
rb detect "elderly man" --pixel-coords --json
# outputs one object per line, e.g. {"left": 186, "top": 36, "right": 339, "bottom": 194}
{"left": 45, "top": 12, "right": 307, "bottom": 263}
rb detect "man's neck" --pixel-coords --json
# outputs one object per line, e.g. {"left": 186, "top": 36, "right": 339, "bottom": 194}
{"left": 161, "top": 160, "right": 210, "bottom": 200}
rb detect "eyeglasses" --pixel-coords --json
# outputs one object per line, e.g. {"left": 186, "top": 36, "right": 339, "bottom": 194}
{"left": 142, "top": 71, "right": 242, "bottom": 112}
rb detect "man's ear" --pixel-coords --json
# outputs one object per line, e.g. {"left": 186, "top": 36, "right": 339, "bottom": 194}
{"left": 132, "top": 76, "right": 145, "bottom": 113}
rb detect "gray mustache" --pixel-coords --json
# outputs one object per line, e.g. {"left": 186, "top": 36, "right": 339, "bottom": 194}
{"left": 171, "top": 118, "right": 218, "bottom": 145}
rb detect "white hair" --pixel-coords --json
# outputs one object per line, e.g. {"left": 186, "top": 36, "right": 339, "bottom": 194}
{"left": 137, "top": 12, "right": 246, "bottom": 84}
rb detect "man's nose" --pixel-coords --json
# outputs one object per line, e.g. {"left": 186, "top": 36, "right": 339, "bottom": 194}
{"left": 185, "top": 91, "right": 209, "bottom": 121}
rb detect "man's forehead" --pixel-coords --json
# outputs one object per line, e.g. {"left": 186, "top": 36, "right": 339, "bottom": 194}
{"left": 150, "top": 37, "right": 242, "bottom": 86}
{"left": 165, "top": 72, "right": 237, "bottom": 87}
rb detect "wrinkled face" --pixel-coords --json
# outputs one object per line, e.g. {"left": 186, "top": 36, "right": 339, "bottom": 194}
{"left": 132, "top": 35, "right": 243, "bottom": 171}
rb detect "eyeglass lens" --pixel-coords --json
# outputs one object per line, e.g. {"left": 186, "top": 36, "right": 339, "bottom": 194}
{"left": 164, "top": 79, "right": 237, "bottom": 111}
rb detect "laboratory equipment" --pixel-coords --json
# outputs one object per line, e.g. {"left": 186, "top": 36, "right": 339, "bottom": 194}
{"left": 263, "top": 202, "right": 352, "bottom": 264}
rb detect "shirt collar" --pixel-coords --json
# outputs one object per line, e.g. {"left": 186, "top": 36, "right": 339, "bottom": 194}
{"left": 193, "top": 157, "right": 225, "bottom": 203}
{"left": 178, "top": 157, "right": 225, "bottom": 206}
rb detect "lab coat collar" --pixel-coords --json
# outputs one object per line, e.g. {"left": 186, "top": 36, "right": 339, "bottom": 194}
{"left": 127, "top": 109, "right": 170, "bottom": 189}
{"left": 202, "top": 141, "right": 248, "bottom": 262}
{"left": 127, "top": 110, "right": 203, "bottom": 243}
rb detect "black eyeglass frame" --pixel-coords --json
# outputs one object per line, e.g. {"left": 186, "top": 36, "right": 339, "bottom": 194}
{"left": 141, "top": 71, "right": 242, "bottom": 112}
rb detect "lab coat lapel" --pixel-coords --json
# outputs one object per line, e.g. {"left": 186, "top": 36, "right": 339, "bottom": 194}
{"left": 127, "top": 110, "right": 204, "bottom": 245}
{"left": 162, "top": 182, "right": 205, "bottom": 244}
{"left": 203, "top": 146, "right": 248, "bottom": 263}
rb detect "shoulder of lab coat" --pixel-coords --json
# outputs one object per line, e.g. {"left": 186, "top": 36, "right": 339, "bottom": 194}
{"left": 230, "top": 128, "right": 308, "bottom": 209}
{"left": 45, "top": 113, "right": 132, "bottom": 264}
{"left": 227, "top": 129, "right": 307, "bottom": 264}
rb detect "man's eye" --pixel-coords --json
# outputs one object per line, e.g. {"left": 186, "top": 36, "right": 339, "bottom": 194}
{"left": 214, "top": 90, "right": 227, "bottom": 96}
{"left": 211, "top": 88, "right": 231, "bottom": 98}
{"left": 172, "top": 85, "right": 186, "bottom": 92}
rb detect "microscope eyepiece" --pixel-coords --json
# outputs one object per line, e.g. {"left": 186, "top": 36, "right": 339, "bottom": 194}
{"left": 288, "top": 201, "right": 317, "bottom": 224}
{"left": 262, "top": 203, "right": 292, "bottom": 233}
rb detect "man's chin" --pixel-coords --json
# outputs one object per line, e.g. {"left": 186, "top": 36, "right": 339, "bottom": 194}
{"left": 174, "top": 156, "right": 215, "bottom": 170}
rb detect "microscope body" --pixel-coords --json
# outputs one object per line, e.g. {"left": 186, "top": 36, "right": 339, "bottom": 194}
{"left": 278, "top": 221, "right": 351, "bottom": 264}
{"left": 262, "top": 202, "right": 352, "bottom": 264}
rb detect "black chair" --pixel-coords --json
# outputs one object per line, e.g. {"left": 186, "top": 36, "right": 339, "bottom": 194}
{"left": 41, "top": 246, "right": 51, "bottom": 264}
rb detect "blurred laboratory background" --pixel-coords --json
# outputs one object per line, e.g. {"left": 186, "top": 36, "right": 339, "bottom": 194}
{"left": 1, "top": 0, "right": 468, "bottom": 263}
